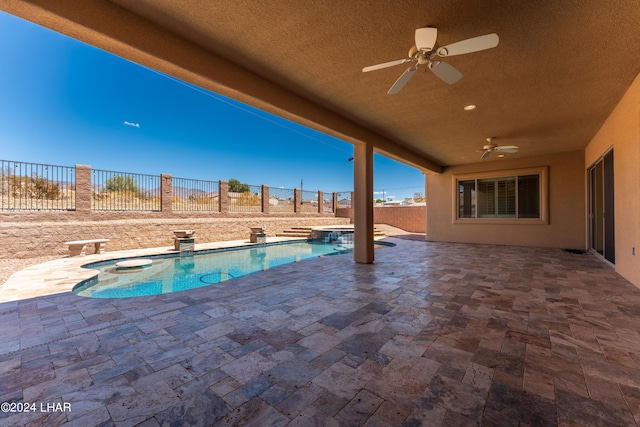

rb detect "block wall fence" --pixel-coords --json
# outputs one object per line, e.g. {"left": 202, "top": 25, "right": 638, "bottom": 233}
{"left": 0, "top": 166, "right": 426, "bottom": 259}
{"left": 74, "top": 164, "right": 337, "bottom": 215}
{"left": 0, "top": 164, "right": 351, "bottom": 259}
{"left": 335, "top": 204, "right": 427, "bottom": 234}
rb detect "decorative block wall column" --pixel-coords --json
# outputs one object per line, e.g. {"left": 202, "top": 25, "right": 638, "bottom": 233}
{"left": 262, "top": 185, "right": 269, "bottom": 214}
{"left": 318, "top": 191, "right": 323, "bottom": 213}
{"left": 219, "top": 180, "right": 228, "bottom": 213}
{"left": 294, "top": 188, "right": 301, "bottom": 213}
{"left": 333, "top": 192, "right": 338, "bottom": 214}
{"left": 161, "top": 174, "right": 172, "bottom": 213}
{"left": 75, "top": 164, "right": 92, "bottom": 214}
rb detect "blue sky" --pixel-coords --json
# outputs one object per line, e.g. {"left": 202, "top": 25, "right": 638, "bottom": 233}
{"left": 0, "top": 12, "right": 425, "bottom": 200}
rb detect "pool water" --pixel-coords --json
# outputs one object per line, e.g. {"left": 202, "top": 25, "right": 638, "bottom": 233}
{"left": 73, "top": 241, "right": 353, "bottom": 298}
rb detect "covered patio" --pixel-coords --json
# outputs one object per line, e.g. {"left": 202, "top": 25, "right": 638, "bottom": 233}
{"left": 2, "top": 1, "right": 640, "bottom": 425}
{"left": 1, "top": 238, "right": 639, "bottom": 426}
{"left": 4, "top": 1, "right": 640, "bottom": 273}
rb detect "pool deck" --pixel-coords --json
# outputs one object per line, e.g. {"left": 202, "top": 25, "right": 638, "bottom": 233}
{"left": 0, "top": 236, "right": 307, "bottom": 303}
{"left": 2, "top": 238, "right": 640, "bottom": 426}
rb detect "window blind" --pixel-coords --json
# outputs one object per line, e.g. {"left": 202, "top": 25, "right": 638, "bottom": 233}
{"left": 458, "top": 173, "right": 539, "bottom": 219}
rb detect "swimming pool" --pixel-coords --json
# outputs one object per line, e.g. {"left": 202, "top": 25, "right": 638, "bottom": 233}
{"left": 73, "top": 241, "right": 358, "bottom": 298}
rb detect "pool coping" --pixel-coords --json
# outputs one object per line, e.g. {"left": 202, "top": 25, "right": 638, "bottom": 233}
{"left": 1, "top": 236, "right": 392, "bottom": 303}
{"left": 73, "top": 238, "right": 363, "bottom": 298}
{"left": 0, "top": 237, "right": 307, "bottom": 303}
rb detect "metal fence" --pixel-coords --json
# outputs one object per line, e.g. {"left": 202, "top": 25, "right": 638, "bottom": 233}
{"left": 323, "top": 192, "right": 334, "bottom": 213}
{"left": 336, "top": 191, "right": 351, "bottom": 208}
{"left": 269, "top": 187, "right": 295, "bottom": 213}
{"left": 0, "top": 159, "right": 75, "bottom": 211}
{"left": 301, "top": 190, "right": 319, "bottom": 213}
{"left": 0, "top": 159, "right": 351, "bottom": 214}
{"left": 173, "top": 177, "right": 220, "bottom": 212}
{"left": 228, "top": 184, "right": 262, "bottom": 212}
{"left": 91, "top": 169, "right": 160, "bottom": 211}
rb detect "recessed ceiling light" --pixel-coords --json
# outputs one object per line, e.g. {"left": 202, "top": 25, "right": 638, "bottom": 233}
{"left": 463, "top": 104, "right": 477, "bottom": 111}
{"left": 497, "top": 154, "right": 505, "bottom": 158}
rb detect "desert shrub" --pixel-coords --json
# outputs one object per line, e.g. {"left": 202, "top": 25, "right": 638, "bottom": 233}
{"left": 32, "top": 176, "right": 61, "bottom": 199}
{"left": 228, "top": 178, "right": 250, "bottom": 193}
{"left": 237, "top": 192, "right": 261, "bottom": 206}
{"left": 7, "top": 175, "right": 61, "bottom": 199}
{"left": 105, "top": 175, "right": 140, "bottom": 196}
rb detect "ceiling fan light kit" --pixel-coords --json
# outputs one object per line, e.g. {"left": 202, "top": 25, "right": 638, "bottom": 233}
{"left": 362, "top": 27, "right": 499, "bottom": 94}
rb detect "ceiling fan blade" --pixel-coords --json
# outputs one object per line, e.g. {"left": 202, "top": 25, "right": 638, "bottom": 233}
{"left": 415, "top": 27, "right": 438, "bottom": 51}
{"left": 494, "top": 145, "right": 519, "bottom": 153}
{"left": 387, "top": 66, "right": 417, "bottom": 94}
{"left": 429, "top": 61, "right": 463, "bottom": 84}
{"left": 363, "top": 59, "right": 410, "bottom": 72}
{"left": 481, "top": 150, "right": 492, "bottom": 159}
{"left": 437, "top": 33, "right": 499, "bottom": 57}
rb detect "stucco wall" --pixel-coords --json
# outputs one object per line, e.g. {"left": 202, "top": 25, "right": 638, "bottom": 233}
{"left": 426, "top": 150, "right": 585, "bottom": 249}
{"left": 585, "top": 73, "right": 640, "bottom": 286}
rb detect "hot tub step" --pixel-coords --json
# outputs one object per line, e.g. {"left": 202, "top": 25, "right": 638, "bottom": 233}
{"left": 275, "top": 231, "right": 312, "bottom": 237}
{"left": 276, "top": 226, "right": 385, "bottom": 239}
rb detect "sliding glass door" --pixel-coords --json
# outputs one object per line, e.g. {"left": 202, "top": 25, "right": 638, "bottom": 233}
{"left": 588, "top": 149, "right": 615, "bottom": 263}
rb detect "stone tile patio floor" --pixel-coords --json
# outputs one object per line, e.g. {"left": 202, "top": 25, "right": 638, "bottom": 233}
{"left": 2, "top": 237, "right": 640, "bottom": 426}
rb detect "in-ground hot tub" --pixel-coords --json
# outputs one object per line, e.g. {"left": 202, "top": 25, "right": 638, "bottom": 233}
{"left": 309, "top": 226, "right": 354, "bottom": 245}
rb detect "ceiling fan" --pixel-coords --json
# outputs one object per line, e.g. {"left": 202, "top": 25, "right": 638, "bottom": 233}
{"left": 362, "top": 27, "right": 499, "bottom": 94}
{"left": 480, "top": 138, "right": 518, "bottom": 159}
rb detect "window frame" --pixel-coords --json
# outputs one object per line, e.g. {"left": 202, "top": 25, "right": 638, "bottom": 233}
{"left": 452, "top": 166, "right": 549, "bottom": 225}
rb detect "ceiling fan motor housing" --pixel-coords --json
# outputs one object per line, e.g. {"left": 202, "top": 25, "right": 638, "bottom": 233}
{"left": 415, "top": 27, "right": 438, "bottom": 51}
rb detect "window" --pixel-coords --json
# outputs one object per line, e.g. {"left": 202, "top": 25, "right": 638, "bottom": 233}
{"left": 458, "top": 180, "right": 475, "bottom": 218}
{"left": 517, "top": 174, "right": 540, "bottom": 218}
{"left": 477, "top": 176, "right": 516, "bottom": 217}
{"left": 456, "top": 168, "right": 546, "bottom": 222}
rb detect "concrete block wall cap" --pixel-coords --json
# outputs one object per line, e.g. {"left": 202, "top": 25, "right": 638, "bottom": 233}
{"left": 173, "top": 230, "right": 195, "bottom": 238}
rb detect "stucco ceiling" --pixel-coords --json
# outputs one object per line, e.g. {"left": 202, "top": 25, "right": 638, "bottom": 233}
{"left": 5, "top": 0, "right": 640, "bottom": 171}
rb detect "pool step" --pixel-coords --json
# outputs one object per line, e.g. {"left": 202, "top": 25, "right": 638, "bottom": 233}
{"left": 276, "top": 226, "right": 385, "bottom": 238}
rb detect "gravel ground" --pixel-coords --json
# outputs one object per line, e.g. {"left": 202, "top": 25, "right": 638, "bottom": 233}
{"left": 375, "top": 224, "right": 426, "bottom": 241}
{"left": 0, "top": 256, "right": 60, "bottom": 286}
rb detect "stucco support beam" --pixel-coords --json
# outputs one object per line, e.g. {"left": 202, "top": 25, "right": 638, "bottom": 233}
{"left": 353, "top": 141, "right": 374, "bottom": 264}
